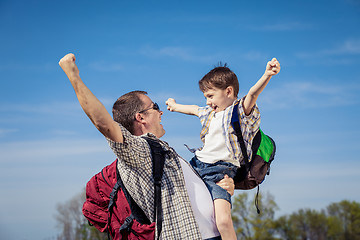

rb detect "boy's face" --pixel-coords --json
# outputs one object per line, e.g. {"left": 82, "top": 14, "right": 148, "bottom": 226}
{"left": 203, "top": 87, "right": 236, "bottom": 112}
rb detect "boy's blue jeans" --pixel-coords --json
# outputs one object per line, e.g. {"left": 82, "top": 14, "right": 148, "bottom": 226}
{"left": 190, "top": 156, "right": 237, "bottom": 204}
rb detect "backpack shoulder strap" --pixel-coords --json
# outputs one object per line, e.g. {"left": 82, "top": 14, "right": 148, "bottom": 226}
{"left": 231, "top": 101, "right": 250, "bottom": 170}
{"left": 142, "top": 136, "right": 167, "bottom": 240}
{"left": 106, "top": 159, "right": 151, "bottom": 240}
{"left": 115, "top": 160, "right": 151, "bottom": 224}
{"left": 109, "top": 137, "right": 167, "bottom": 240}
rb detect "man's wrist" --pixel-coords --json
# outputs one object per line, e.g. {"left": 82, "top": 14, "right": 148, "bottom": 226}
{"left": 263, "top": 72, "right": 273, "bottom": 78}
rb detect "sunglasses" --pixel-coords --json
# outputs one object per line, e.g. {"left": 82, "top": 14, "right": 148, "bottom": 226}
{"left": 138, "top": 102, "right": 160, "bottom": 113}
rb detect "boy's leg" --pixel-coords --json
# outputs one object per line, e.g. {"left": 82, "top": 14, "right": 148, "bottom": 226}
{"left": 214, "top": 199, "right": 236, "bottom": 240}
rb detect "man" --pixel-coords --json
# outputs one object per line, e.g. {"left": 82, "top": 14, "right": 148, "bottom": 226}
{"left": 59, "top": 53, "right": 234, "bottom": 239}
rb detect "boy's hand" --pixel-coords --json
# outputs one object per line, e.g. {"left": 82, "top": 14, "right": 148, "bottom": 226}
{"left": 166, "top": 98, "right": 177, "bottom": 111}
{"left": 265, "top": 58, "right": 281, "bottom": 76}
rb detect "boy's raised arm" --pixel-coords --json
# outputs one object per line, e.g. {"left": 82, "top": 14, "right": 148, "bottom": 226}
{"left": 166, "top": 98, "right": 199, "bottom": 116}
{"left": 243, "top": 58, "right": 280, "bottom": 115}
{"left": 59, "top": 53, "right": 123, "bottom": 143}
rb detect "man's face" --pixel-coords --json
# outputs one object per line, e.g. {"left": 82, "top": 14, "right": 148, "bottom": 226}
{"left": 139, "top": 95, "right": 165, "bottom": 138}
{"left": 203, "top": 87, "right": 235, "bottom": 112}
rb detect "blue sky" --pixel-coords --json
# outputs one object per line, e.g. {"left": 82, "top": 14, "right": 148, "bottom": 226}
{"left": 1, "top": 0, "right": 360, "bottom": 239}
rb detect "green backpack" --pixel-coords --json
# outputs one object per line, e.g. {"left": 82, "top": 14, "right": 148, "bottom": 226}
{"left": 231, "top": 102, "right": 276, "bottom": 191}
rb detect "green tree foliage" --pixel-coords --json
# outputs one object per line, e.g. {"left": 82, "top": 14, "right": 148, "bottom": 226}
{"left": 272, "top": 200, "right": 360, "bottom": 240}
{"left": 233, "top": 192, "right": 360, "bottom": 240}
{"left": 55, "top": 190, "right": 360, "bottom": 240}
{"left": 274, "top": 209, "right": 329, "bottom": 240}
{"left": 326, "top": 200, "right": 360, "bottom": 240}
{"left": 54, "top": 190, "right": 107, "bottom": 240}
{"left": 232, "top": 191, "right": 278, "bottom": 240}
{"left": 273, "top": 215, "right": 300, "bottom": 240}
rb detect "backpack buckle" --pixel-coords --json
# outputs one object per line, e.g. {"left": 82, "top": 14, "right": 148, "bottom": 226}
{"left": 119, "top": 215, "right": 135, "bottom": 232}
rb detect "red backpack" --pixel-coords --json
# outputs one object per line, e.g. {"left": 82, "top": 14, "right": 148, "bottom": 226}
{"left": 82, "top": 137, "right": 166, "bottom": 240}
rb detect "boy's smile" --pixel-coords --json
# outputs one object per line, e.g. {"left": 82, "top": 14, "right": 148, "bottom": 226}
{"left": 203, "top": 87, "right": 237, "bottom": 112}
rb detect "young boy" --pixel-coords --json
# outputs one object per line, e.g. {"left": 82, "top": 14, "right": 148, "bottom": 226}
{"left": 166, "top": 58, "right": 280, "bottom": 240}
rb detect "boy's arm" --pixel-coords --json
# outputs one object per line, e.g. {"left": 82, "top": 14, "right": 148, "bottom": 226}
{"left": 59, "top": 53, "right": 123, "bottom": 143}
{"left": 243, "top": 58, "right": 280, "bottom": 115}
{"left": 166, "top": 98, "right": 199, "bottom": 116}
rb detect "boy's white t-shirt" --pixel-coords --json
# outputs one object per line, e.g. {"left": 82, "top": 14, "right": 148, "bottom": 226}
{"left": 195, "top": 111, "right": 239, "bottom": 166}
{"left": 179, "top": 158, "right": 220, "bottom": 239}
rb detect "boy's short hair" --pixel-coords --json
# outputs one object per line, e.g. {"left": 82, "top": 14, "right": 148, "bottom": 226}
{"left": 199, "top": 64, "right": 239, "bottom": 97}
{"left": 112, "top": 90, "right": 148, "bottom": 134}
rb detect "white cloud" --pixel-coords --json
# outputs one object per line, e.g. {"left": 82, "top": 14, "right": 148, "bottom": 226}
{"left": 337, "top": 39, "right": 360, "bottom": 54}
{"left": 239, "top": 50, "right": 268, "bottom": 61}
{"left": 0, "top": 101, "right": 80, "bottom": 115}
{"left": 296, "top": 39, "right": 360, "bottom": 59}
{"left": 153, "top": 80, "right": 360, "bottom": 111}
{"left": 137, "top": 45, "right": 272, "bottom": 65}
{"left": 251, "top": 22, "right": 313, "bottom": 31}
{"left": 48, "top": 129, "right": 78, "bottom": 136}
{"left": 0, "top": 128, "right": 18, "bottom": 137}
{"left": 0, "top": 62, "right": 56, "bottom": 72}
{"left": 0, "top": 98, "right": 114, "bottom": 122}
{"left": 88, "top": 61, "right": 124, "bottom": 72}
{"left": 138, "top": 46, "right": 218, "bottom": 63}
{"left": 277, "top": 162, "right": 360, "bottom": 179}
{"left": 0, "top": 138, "right": 110, "bottom": 163}
{"left": 150, "top": 91, "right": 204, "bottom": 106}
{"left": 259, "top": 80, "right": 360, "bottom": 109}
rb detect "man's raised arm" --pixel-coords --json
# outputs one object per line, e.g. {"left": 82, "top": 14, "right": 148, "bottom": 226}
{"left": 59, "top": 53, "right": 123, "bottom": 143}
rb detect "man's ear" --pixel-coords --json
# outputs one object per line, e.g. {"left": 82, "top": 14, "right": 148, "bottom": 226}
{"left": 135, "top": 113, "right": 144, "bottom": 123}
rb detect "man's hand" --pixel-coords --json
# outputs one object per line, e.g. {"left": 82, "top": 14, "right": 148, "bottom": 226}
{"left": 265, "top": 58, "right": 281, "bottom": 76}
{"left": 59, "top": 53, "right": 79, "bottom": 80}
{"left": 216, "top": 175, "right": 235, "bottom": 196}
{"left": 166, "top": 98, "right": 177, "bottom": 112}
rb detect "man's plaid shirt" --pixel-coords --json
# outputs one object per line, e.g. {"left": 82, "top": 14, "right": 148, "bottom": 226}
{"left": 107, "top": 125, "right": 202, "bottom": 239}
{"left": 197, "top": 98, "right": 261, "bottom": 164}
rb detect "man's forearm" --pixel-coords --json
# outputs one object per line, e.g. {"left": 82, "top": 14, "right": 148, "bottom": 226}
{"left": 70, "top": 74, "right": 113, "bottom": 134}
{"left": 59, "top": 53, "right": 123, "bottom": 142}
